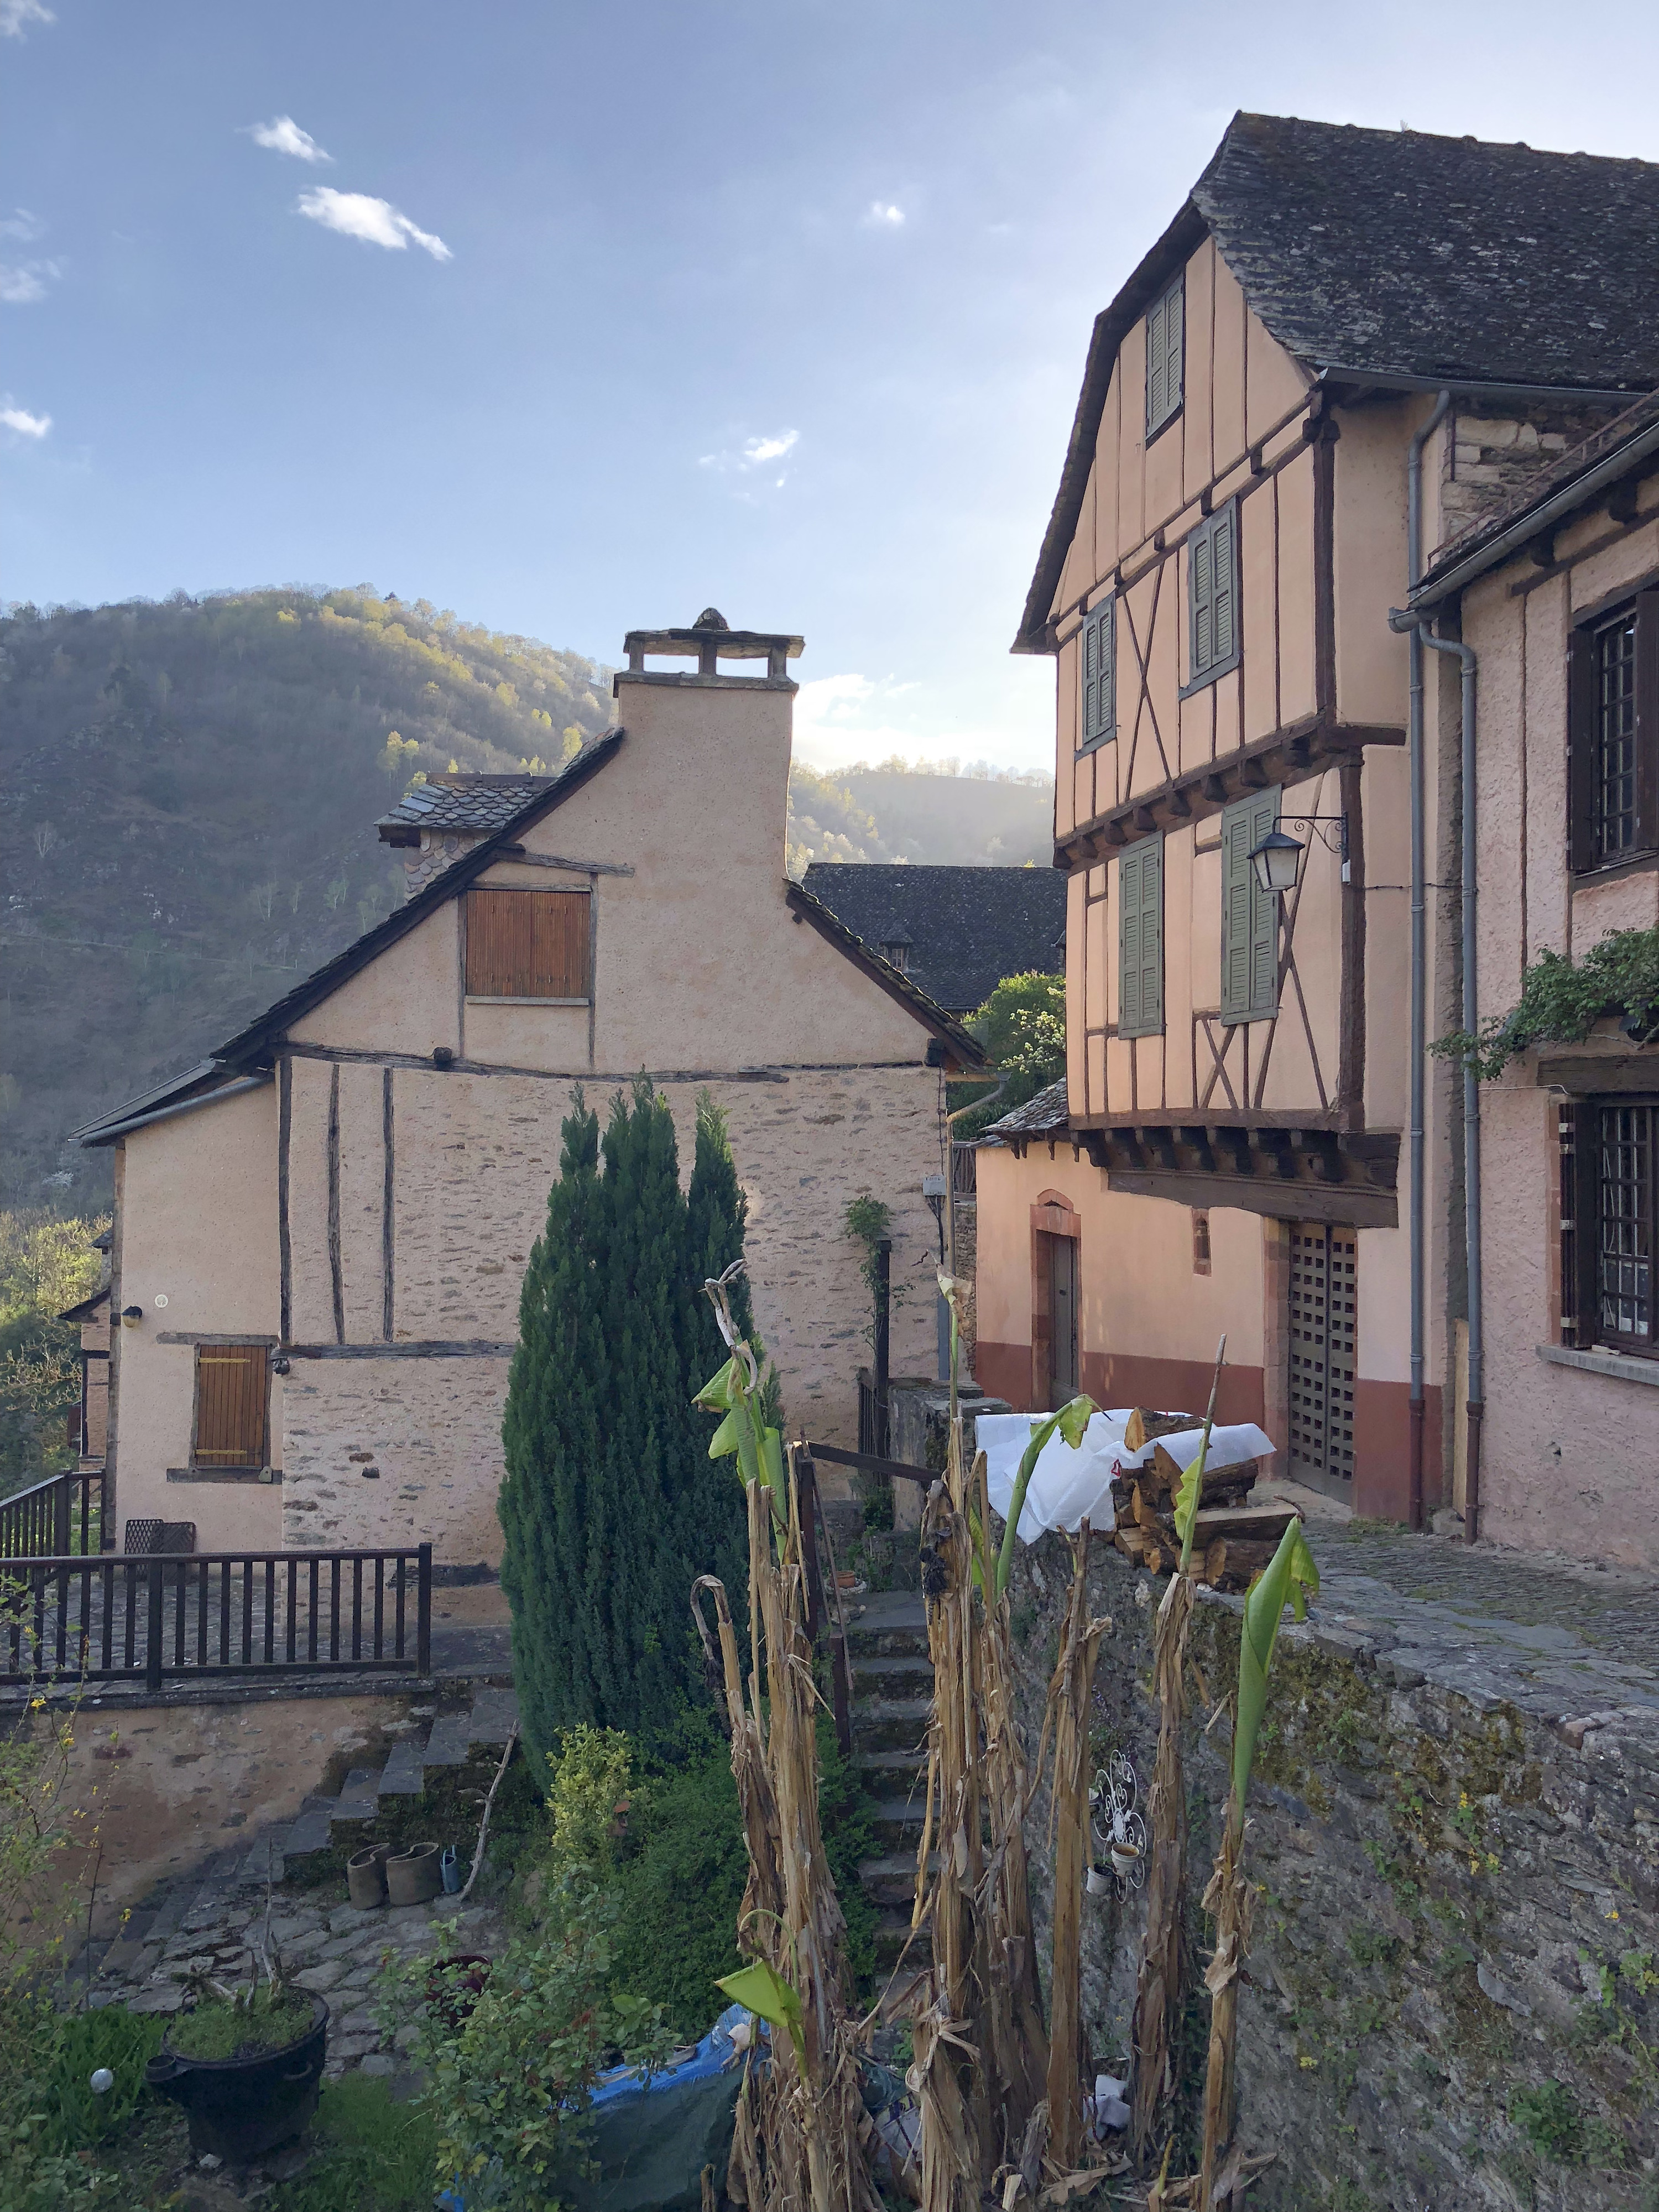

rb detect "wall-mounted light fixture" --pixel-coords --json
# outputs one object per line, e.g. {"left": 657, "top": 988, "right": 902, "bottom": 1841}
{"left": 120, "top": 1304, "right": 144, "bottom": 1328}
{"left": 1249, "top": 814, "right": 1350, "bottom": 898}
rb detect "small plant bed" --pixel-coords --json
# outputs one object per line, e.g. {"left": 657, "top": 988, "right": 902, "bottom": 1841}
{"left": 1432, "top": 926, "right": 1659, "bottom": 1077}
{"left": 168, "top": 1983, "right": 316, "bottom": 2062}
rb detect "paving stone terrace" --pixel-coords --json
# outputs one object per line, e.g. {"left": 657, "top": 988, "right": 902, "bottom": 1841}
{"left": 81, "top": 1684, "right": 519, "bottom": 2083}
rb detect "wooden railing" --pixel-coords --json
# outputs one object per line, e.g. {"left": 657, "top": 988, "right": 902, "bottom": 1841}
{"left": 0, "top": 1470, "right": 102, "bottom": 1563}
{"left": 0, "top": 1544, "right": 431, "bottom": 1689}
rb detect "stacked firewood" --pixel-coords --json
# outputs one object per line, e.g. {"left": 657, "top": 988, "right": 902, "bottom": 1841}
{"left": 1109, "top": 1408, "right": 1300, "bottom": 1592}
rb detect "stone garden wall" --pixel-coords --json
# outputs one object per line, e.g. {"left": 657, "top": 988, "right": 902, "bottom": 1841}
{"left": 1008, "top": 1532, "right": 1659, "bottom": 2210}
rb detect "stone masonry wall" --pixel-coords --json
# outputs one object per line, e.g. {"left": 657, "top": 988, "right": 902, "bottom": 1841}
{"left": 281, "top": 1062, "right": 945, "bottom": 1557}
{"left": 1008, "top": 1533, "right": 1659, "bottom": 2210}
{"left": 1437, "top": 406, "right": 1609, "bottom": 554}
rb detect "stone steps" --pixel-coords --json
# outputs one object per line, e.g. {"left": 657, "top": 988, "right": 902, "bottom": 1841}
{"left": 284, "top": 1687, "right": 520, "bottom": 1867}
{"left": 842, "top": 1593, "right": 933, "bottom": 1959}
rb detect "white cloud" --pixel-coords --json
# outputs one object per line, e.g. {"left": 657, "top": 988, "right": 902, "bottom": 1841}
{"left": 247, "top": 116, "right": 332, "bottom": 164}
{"left": 700, "top": 428, "right": 800, "bottom": 482}
{"left": 864, "top": 201, "right": 905, "bottom": 227}
{"left": 0, "top": 0, "right": 54, "bottom": 38}
{"left": 0, "top": 258, "right": 62, "bottom": 304}
{"left": 0, "top": 209, "right": 44, "bottom": 242}
{"left": 295, "top": 188, "right": 451, "bottom": 261}
{"left": 1, "top": 399, "right": 51, "bottom": 437}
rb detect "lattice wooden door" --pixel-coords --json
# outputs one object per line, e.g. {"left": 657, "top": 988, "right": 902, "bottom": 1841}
{"left": 1287, "top": 1225, "right": 1357, "bottom": 1494}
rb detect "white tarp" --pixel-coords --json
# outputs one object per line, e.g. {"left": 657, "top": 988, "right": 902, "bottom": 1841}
{"left": 978, "top": 1410, "right": 1275, "bottom": 1543}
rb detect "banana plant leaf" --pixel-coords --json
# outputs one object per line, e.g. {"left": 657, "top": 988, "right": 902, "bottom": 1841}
{"left": 714, "top": 1959, "right": 806, "bottom": 2071}
{"left": 994, "top": 1393, "right": 1097, "bottom": 1601}
{"left": 1230, "top": 1519, "right": 1319, "bottom": 1811}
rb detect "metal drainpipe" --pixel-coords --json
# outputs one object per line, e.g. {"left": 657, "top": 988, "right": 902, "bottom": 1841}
{"left": 1401, "top": 391, "right": 1451, "bottom": 1532}
{"left": 1421, "top": 629, "right": 1483, "bottom": 1543}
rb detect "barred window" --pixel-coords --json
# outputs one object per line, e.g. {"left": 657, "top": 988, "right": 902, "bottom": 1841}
{"left": 1562, "top": 1098, "right": 1659, "bottom": 1357}
{"left": 1569, "top": 594, "right": 1658, "bottom": 873}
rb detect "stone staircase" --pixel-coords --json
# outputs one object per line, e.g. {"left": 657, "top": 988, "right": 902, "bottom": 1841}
{"left": 845, "top": 1592, "right": 934, "bottom": 1968}
{"left": 87, "top": 1685, "right": 519, "bottom": 1995}
{"left": 273, "top": 1684, "right": 520, "bottom": 1877}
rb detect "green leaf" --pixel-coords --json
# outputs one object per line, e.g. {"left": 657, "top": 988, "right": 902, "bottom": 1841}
{"left": 994, "top": 1393, "right": 1098, "bottom": 1601}
{"left": 707, "top": 1406, "right": 742, "bottom": 1459}
{"left": 716, "top": 1959, "right": 806, "bottom": 2070}
{"left": 1231, "top": 1519, "right": 1320, "bottom": 1812}
{"left": 693, "top": 1358, "right": 737, "bottom": 1413}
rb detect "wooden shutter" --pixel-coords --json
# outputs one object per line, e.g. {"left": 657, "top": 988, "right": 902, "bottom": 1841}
{"left": 1189, "top": 502, "right": 1239, "bottom": 688}
{"left": 1080, "top": 597, "right": 1115, "bottom": 751}
{"left": 465, "top": 888, "right": 591, "bottom": 999}
{"left": 1220, "top": 793, "right": 1280, "bottom": 1025}
{"left": 1145, "top": 274, "right": 1183, "bottom": 439}
{"left": 1118, "top": 834, "right": 1164, "bottom": 1037}
{"left": 194, "top": 1346, "right": 267, "bottom": 1468}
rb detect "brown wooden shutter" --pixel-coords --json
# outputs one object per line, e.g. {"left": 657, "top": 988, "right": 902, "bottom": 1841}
{"left": 1567, "top": 624, "right": 1598, "bottom": 874}
{"left": 1636, "top": 588, "right": 1659, "bottom": 852}
{"left": 194, "top": 1346, "right": 268, "bottom": 1467}
{"left": 465, "top": 888, "right": 591, "bottom": 999}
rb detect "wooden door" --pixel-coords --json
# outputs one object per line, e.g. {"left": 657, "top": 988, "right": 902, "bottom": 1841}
{"left": 1287, "top": 1225, "right": 1357, "bottom": 1496}
{"left": 1046, "top": 1233, "right": 1079, "bottom": 1408}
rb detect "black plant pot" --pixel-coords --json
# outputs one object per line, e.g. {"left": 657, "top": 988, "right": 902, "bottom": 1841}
{"left": 145, "top": 1994, "right": 330, "bottom": 2163}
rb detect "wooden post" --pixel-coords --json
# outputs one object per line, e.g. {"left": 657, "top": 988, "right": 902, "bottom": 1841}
{"left": 829, "top": 1629, "right": 852, "bottom": 1759}
{"left": 873, "top": 1237, "right": 891, "bottom": 1457}
{"left": 145, "top": 1558, "right": 164, "bottom": 1693}
{"left": 53, "top": 1475, "right": 69, "bottom": 1560}
{"left": 416, "top": 1543, "right": 432, "bottom": 1676}
{"left": 798, "top": 1453, "right": 824, "bottom": 1643}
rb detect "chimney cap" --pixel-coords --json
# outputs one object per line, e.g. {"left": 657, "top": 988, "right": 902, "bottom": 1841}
{"left": 694, "top": 607, "right": 730, "bottom": 630}
{"left": 620, "top": 614, "right": 804, "bottom": 681}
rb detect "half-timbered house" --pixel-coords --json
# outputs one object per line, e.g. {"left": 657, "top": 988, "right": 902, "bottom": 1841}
{"left": 974, "top": 114, "right": 1659, "bottom": 1521}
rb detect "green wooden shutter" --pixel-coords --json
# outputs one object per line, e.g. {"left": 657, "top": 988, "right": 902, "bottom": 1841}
{"left": 1146, "top": 274, "right": 1184, "bottom": 439}
{"left": 1220, "top": 793, "right": 1280, "bottom": 1025}
{"left": 1079, "top": 597, "right": 1115, "bottom": 751}
{"left": 1119, "top": 834, "right": 1164, "bottom": 1037}
{"left": 1188, "top": 500, "right": 1240, "bottom": 690}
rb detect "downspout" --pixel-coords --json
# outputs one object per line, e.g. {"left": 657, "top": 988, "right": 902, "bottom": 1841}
{"left": 1400, "top": 391, "right": 1451, "bottom": 1532}
{"left": 1420, "top": 630, "right": 1483, "bottom": 1544}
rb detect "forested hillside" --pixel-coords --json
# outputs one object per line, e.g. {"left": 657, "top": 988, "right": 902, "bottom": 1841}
{"left": 0, "top": 588, "right": 1053, "bottom": 1208}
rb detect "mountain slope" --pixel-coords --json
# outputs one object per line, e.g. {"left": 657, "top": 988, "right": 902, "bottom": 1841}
{"left": 1, "top": 588, "right": 1056, "bottom": 1208}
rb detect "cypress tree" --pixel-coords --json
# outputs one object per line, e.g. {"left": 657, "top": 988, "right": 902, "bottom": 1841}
{"left": 500, "top": 1079, "right": 760, "bottom": 1763}
{"left": 499, "top": 1091, "right": 607, "bottom": 1770}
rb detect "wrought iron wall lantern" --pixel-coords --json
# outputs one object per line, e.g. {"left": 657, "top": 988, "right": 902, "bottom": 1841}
{"left": 1248, "top": 813, "right": 1349, "bottom": 896}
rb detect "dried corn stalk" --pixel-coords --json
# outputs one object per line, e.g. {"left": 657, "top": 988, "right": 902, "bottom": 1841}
{"left": 692, "top": 1268, "right": 880, "bottom": 2212}
{"left": 1040, "top": 1525, "right": 1109, "bottom": 2170}
{"left": 1128, "top": 1569, "right": 1192, "bottom": 2160}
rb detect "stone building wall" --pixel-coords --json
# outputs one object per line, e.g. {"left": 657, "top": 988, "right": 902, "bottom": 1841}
{"left": 1008, "top": 1533, "right": 1659, "bottom": 2209}
{"left": 1436, "top": 406, "right": 1608, "bottom": 552}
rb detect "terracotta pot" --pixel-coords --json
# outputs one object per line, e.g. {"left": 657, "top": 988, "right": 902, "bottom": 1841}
{"left": 347, "top": 1843, "right": 392, "bottom": 1910}
{"left": 385, "top": 1841, "right": 443, "bottom": 1906}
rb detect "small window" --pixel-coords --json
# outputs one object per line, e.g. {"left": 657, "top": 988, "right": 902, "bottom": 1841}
{"left": 1192, "top": 1209, "right": 1212, "bottom": 1276}
{"left": 465, "top": 887, "right": 591, "bottom": 1000}
{"left": 1569, "top": 594, "right": 1658, "bottom": 872}
{"left": 1145, "top": 273, "right": 1185, "bottom": 441}
{"left": 1562, "top": 1097, "right": 1659, "bottom": 1357}
{"left": 1117, "top": 833, "right": 1164, "bottom": 1039}
{"left": 193, "top": 1345, "right": 268, "bottom": 1469}
{"left": 1078, "top": 597, "right": 1116, "bottom": 753}
{"left": 1220, "top": 792, "right": 1281, "bottom": 1025}
{"left": 1186, "top": 502, "right": 1240, "bottom": 693}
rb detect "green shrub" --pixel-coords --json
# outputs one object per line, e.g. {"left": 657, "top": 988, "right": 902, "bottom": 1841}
{"left": 1433, "top": 927, "right": 1659, "bottom": 1079}
{"left": 167, "top": 1984, "right": 314, "bottom": 2062}
{"left": 611, "top": 1745, "right": 748, "bottom": 2039}
{"left": 41, "top": 2007, "right": 162, "bottom": 2152}
{"left": 1507, "top": 2079, "right": 1584, "bottom": 2162}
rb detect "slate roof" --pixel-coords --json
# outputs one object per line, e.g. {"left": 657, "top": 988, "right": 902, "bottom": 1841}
{"left": 983, "top": 1078, "right": 1071, "bottom": 1144}
{"left": 1017, "top": 112, "right": 1659, "bottom": 651}
{"left": 378, "top": 773, "right": 562, "bottom": 846}
{"left": 799, "top": 864, "right": 1066, "bottom": 1015}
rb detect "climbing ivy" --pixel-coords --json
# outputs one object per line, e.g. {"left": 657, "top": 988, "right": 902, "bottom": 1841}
{"left": 1431, "top": 928, "right": 1659, "bottom": 1079}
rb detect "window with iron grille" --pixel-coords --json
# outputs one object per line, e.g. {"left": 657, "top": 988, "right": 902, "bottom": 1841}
{"left": 1563, "top": 1097, "right": 1659, "bottom": 1357}
{"left": 1569, "top": 593, "right": 1659, "bottom": 873}
{"left": 1078, "top": 596, "right": 1116, "bottom": 753}
{"left": 1145, "top": 274, "right": 1184, "bottom": 441}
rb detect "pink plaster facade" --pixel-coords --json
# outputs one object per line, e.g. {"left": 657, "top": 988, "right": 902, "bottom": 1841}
{"left": 1455, "top": 472, "right": 1659, "bottom": 1566}
{"left": 101, "top": 639, "right": 973, "bottom": 1563}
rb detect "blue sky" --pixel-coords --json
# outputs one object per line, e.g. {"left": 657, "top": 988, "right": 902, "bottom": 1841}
{"left": 6, "top": 1, "right": 1659, "bottom": 773}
